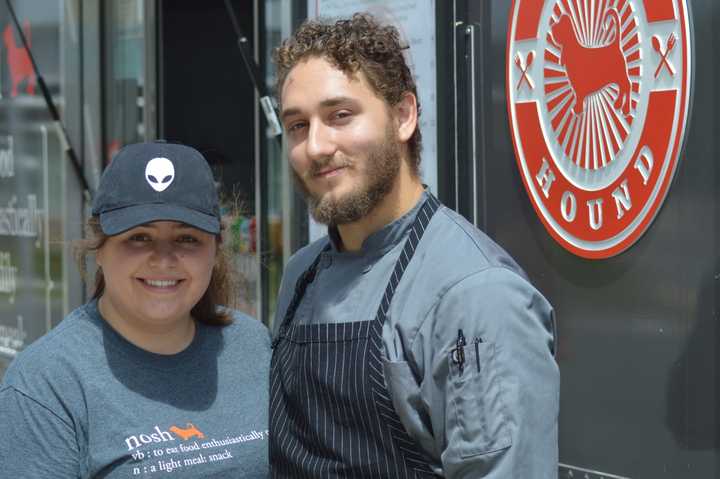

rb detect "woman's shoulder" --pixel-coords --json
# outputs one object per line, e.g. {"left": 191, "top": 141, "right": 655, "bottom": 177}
{"left": 1, "top": 302, "right": 102, "bottom": 410}
{"left": 216, "top": 309, "right": 271, "bottom": 350}
{"left": 5, "top": 304, "right": 100, "bottom": 377}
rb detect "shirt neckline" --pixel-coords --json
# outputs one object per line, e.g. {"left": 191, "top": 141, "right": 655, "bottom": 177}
{"left": 84, "top": 298, "right": 209, "bottom": 370}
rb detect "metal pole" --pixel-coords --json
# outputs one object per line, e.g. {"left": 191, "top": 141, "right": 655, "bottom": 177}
{"left": 223, "top": 0, "right": 283, "bottom": 145}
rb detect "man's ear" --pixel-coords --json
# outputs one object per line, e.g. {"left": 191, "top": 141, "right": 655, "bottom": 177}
{"left": 394, "top": 92, "right": 418, "bottom": 143}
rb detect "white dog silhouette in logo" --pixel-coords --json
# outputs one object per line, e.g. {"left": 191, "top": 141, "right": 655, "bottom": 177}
{"left": 550, "top": 9, "right": 632, "bottom": 117}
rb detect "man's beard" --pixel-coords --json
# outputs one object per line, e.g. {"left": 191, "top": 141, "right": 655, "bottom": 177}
{"left": 293, "top": 125, "right": 402, "bottom": 226}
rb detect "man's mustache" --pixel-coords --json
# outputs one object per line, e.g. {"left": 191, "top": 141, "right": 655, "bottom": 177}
{"left": 307, "top": 156, "right": 353, "bottom": 178}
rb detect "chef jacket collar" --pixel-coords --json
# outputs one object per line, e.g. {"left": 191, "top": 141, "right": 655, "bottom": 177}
{"left": 327, "top": 191, "right": 428, "bottom": 256}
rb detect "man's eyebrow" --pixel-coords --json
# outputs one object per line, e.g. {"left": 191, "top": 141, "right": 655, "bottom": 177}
{"left": 318, "top": 96, "right": 356, "bottom": 108}
{"left": 281, "top": 96, "right": 357, "bottom": 122}
{"left": 280, "top": 107, "right": 302, "bottom": 122}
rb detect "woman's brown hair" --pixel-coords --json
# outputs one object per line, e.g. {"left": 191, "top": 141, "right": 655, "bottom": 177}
{"left": 74, "top": 217, "right": 238, "bottom": 326}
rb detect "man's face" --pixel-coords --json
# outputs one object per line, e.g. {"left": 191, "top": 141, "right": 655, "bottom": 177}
{"left": 280, "top": 56, "right": 403, "bottom": 225}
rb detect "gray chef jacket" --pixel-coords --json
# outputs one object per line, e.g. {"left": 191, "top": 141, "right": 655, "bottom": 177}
{"left": 273, "top": 192, "right": 559, "bottom": 478}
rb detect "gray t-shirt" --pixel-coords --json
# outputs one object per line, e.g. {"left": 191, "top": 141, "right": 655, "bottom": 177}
{"left": 0, "top": 300, "right": 270, "bottom": 478}
{"left": 274, "top": 192, "right": 559, "bottom": 478}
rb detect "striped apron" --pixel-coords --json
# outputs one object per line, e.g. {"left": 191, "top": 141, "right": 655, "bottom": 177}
{"left": 270, "top": 194, "right": 441, "bottom": 478}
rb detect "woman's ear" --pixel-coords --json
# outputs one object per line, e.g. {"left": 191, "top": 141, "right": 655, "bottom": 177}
{"left": 394, "top": 92, "right": 418, "bottom": 143}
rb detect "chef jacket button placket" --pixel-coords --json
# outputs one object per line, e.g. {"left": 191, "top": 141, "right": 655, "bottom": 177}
{"left": 319, "top": 253, "right": 332, "bottom": 270}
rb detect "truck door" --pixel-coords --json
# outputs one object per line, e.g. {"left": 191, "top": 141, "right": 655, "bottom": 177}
{"left": 443, "top": 0, "right": 720, "bottom": 477}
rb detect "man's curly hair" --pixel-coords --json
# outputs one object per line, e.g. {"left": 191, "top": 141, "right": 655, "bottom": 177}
{"left": 273, "top": 13, "right": 422, "bottom": 173}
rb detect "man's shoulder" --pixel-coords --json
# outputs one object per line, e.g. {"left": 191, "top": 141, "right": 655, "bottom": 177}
{"left": 424, "top": 204, "right": 526, "bottom": 278}
{"left": 283, "top": 235, "right": 331, "bottom": 288}
{"left": 287, "top": 235, "right": 330, "bottom": 268}
{"left": 272, "top": 236, "right": 330, "bottom": 331}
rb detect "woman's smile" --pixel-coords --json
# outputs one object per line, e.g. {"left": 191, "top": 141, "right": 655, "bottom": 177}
{"left": 137, "top": 277, "right": 184, "bottom": 292}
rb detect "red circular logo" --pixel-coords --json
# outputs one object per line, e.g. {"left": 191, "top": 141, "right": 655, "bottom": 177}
{"left": 507, "top": 0, "right": 692, "bottom": 258}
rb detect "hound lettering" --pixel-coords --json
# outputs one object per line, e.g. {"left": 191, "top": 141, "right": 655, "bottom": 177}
{"left": 535, "top": 145, "right": 655, "bottom": 229}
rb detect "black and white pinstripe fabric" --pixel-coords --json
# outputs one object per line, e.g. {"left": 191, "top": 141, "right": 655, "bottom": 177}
{"left": 270, "top": 194, "right": 442, "bottom": 478}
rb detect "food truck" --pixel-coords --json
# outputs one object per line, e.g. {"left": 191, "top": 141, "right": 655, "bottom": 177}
{"left": 0, "top": 0, "right": 717, "bottom": 476}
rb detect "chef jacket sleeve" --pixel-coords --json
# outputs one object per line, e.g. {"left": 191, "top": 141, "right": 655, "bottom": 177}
{"left": 417, "top": 267, "right": 559, "bottom": 478}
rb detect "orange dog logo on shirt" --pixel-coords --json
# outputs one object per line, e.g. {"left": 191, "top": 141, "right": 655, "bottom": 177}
{"left": 169, "top": 423, "right": 205, "bottom": 441}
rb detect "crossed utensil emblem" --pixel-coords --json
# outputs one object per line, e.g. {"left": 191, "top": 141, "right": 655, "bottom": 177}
{"left": 653, "top": 33, "right": 676, "bottom": 78}
{"left": 515, "top": 33, "right": 676, "bottom": 86}
{"left": 515, "top": 51, "right": 535, "bottom": 91}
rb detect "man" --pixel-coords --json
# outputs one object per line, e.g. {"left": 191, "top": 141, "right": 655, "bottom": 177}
{"left": 270, "top": 13, "right": 559, "bottom": 478}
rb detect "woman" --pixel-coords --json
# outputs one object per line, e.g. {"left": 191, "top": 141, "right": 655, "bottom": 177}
{"left": 0, "top": 142, "right": 270, "bottom": 477}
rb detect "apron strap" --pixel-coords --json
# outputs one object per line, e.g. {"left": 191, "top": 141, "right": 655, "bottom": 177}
{"left": 374, "top": 193, "right": 441, "bottom": 326}
{"left": 272, "top": 193, "right": 441, "bottom": 348}
{"left": 271, "top": 243, "right": 330, "bottom": 348}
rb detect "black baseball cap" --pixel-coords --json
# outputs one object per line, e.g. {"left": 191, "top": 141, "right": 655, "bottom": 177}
{"left": 91, "top": 141, "right": 221, "bottom": 235}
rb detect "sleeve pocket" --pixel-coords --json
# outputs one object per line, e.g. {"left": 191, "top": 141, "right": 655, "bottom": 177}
{"left": 449, "top": 341, "right": 512, "bottom": 458}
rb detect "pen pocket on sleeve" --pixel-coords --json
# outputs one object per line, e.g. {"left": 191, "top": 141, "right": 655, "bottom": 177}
{"left": 450, "top": 341, "right": 512, "bottom": 458}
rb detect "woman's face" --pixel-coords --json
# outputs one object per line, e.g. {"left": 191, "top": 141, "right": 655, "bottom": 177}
{"left": 96, "top": 221, "right": 217, "bottom": 330}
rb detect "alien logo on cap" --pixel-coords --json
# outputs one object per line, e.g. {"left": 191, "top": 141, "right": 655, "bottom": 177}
{"left": 145, "top": 157, "right": 175, "bottom": 192}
